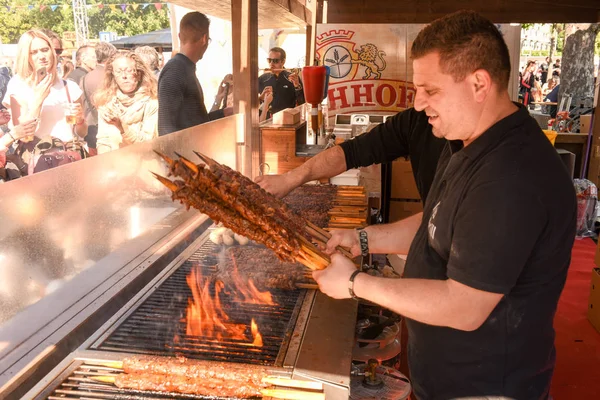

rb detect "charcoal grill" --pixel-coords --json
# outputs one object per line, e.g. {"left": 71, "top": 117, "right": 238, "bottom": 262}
{"left": 89, "top": 240, "right": 306, "bottom": 366}
{"left": 23, "top": 229, "right": 358, "bottom": 400}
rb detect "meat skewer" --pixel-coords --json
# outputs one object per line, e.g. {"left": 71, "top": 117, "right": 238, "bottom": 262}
{"left": 152, "top": 152, "right": 330, "bottom": 270}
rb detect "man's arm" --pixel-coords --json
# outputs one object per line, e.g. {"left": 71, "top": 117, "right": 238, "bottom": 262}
{"left": 158, "top": 66, "right": 185, "bottom": 136}
{"left": 256, "top": 145, "right": 347, "bottom": 198}
{"left": 313, "top": 253, "right": 502, "bottom": 331}
{"left": 256, "top": 109, "right": 415, "bottom": 197}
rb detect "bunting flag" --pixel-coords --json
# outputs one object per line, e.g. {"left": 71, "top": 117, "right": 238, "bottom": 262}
{"left": 2, "top": 3, "right": 168, "bottom": 12}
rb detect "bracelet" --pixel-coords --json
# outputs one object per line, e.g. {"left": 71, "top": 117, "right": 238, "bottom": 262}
{"left": 348, "top": 269, "right": 363, "bottom": 300}
{"left": 358, "top": 229, "right": 369, "bottom": 257}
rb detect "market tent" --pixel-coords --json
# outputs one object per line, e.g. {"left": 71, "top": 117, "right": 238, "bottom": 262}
{"left": 110, "top": 28, "right": 172, "bottom": 51}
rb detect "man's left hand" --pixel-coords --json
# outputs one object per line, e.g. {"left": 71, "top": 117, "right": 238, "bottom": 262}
{"left": 312, "top": 253, "right": 357, "bottom": 299}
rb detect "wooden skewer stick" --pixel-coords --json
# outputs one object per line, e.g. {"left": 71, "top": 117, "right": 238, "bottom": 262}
{"left": 83, "top": 360, "right": 124, "bottom": 370}
{"left": 262, "top": 377, "right": 324, "bottom": 391}
{"left": 297, "top": 236, "right": 330, "bottom": 266}
{"left": 304, "top": 225, "right": 354, "bottom": 259}
{"left": 261, "top": 389, "right": 325, "bottom": 400}
{"left": 295, "top": 283, "right": 319, "bottom": 290}
{"left": 305, "top": 221, "right": 356, "bottom": 259}
{"left": 89, "top": 375, "right": 117, "bottom": 384}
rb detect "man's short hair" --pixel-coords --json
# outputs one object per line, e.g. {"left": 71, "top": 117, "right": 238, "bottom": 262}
{"left": 269, "top": 47, "right": 286, "bottom": 61}
{"left": 180, "top": 12, "right": 210, "bottom": 43}
{"left": 134, "top": 46, "right": 159, "bottom": 71}
{"left": 76, "top": 45, "right": 94, "bottom": 65}
{"left": 95, "top": 42, "right": 117, "bottom": 64}
{"left": 411, "top": 10, "right": 511, "bottom": 89}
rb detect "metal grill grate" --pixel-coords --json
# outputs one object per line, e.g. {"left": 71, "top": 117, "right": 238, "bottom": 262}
{"left": 46, "top": 363, "right": 240, "bottom": 399}
{"left": 94, "top": 241, "right": 305, "bottom": 366}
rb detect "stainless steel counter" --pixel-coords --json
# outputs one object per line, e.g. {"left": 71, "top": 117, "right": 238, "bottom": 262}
{"left": 0, "top": 115, "right": 242, "bottom": 397}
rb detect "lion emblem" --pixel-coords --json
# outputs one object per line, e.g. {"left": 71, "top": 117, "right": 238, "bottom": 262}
{"left": 352, "top": 43, "right": 386, "bottom": 79}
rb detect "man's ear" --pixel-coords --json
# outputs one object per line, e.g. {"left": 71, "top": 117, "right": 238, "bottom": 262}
{"left": 470, "top": 69, "right": 492, "bottom": 103}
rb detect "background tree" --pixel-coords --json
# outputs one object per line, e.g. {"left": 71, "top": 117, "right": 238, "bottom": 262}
{"left": 0, "top": 0, "right": 169, "bottom": 44}
{"left": 559, "top": 23, "right": 600, "bottom": 108}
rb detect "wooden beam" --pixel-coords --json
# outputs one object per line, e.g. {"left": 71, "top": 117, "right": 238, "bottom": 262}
{"left": 325, "top": 0, "right": 600, "bottom": 23}
{"left": 232, "top": 0, "right": 260, "bottom": 178}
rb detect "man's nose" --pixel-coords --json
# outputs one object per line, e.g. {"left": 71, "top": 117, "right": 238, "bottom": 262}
{"left": 413, "top": 90, "right": 427, "bottom": 112}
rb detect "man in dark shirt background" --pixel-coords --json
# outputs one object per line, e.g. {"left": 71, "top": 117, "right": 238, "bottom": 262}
{"left": 258, "top": 47, "right": 304, "bottom": 119}
{"left": 67, "top": 45, "right": 97, "bottom": 85}
{"left": 258, "top": 10, "right": 576, "bottom": 400}
{"left": 158, "top": 12, "right": 232, "bottom": 136}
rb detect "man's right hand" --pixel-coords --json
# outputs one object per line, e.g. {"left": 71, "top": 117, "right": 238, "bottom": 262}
{"left": 255, "top": 174, "right": 295, "bottom": 198}
{"left": 325, "top": 229, "right": 362, "bottom": 257}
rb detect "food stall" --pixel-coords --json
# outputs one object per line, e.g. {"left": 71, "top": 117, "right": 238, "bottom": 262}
{"left": 2, "top": 1, "right": 600, "bottom": 399}
{"left": 0, "top": 117, "right": 364, "bottom": 399}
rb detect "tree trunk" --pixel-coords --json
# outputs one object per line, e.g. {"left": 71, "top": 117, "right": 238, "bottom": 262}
{"left": 558, "top": 23, "right": 600, "bottom": 108}
{"left": 549, "top": 24, "right": 556, "bottom": 62}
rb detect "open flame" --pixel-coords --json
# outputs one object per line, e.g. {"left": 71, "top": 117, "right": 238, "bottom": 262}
{"left": 182, "top": 263, "right": 272, "bottom": 347}
{"left": 251, "top": 319, "right": 263, "bottom": 347}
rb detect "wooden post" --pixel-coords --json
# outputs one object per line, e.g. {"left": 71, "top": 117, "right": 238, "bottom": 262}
{"left": 232, "top": 0, "right": 259, "bottom": 178}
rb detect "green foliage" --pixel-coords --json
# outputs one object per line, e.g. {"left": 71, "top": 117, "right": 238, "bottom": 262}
{"left": 0, "top": 0, "right": 169, "bottom": 44}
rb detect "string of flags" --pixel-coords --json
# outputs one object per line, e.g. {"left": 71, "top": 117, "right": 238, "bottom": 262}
{"left": 4, "top": 3, "right": 167, "bottom": 12}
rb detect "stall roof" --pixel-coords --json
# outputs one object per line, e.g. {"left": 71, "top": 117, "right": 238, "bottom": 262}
{"left": 325, "top": 0, "right": 600, "bottom": 23}
{"left": 110, "top": 28, "right": 172, "bottom": 50}
{"left": 169, "top": 0, "right": 311, "bottom": 29}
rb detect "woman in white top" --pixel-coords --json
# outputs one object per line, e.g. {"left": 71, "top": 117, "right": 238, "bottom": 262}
{"left": 4, "top": 29, "right": 87, "bottom": 144}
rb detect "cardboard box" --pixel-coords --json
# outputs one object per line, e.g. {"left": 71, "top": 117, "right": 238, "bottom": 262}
{"left": 273, "top": 108, "right": 301, "bottom": 125}
{"left": 580, "top": 115, "right": 592, "bottom": 134}
{"left": 391, "top": 159, "right": 420, "bottom": 200}
{"left": 389, "top": 199, "right": 423, "bottom": 222}
{"left": 588, "top": 268, "right": 600, "bottom": 333}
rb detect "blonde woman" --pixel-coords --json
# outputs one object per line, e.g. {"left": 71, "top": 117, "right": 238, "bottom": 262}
{"left": 94, "top": 51, "right": 158, "bottom": 154}
{"left": 4, "top": 30, "right": 86, "bottom": 145}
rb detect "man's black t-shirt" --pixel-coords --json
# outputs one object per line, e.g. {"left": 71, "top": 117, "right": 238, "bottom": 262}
{"left": 404, "top": 105, "right": 577, "bottom": 399}
{"left": 258, "top": 71, "right": 305, "bottom": 116}
{"left": 339, "top": 108, "right": 446, "bottom": 202}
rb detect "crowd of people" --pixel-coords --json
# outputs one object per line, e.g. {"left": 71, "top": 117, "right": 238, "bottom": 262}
{"left": 0, "top": 12, "right": 305, "bottom": 181}
{"left": 519, "top": 55, "right": 561, "bottom": 108}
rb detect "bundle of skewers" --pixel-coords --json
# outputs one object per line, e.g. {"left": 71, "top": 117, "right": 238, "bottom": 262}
{"left": 84, "top": 356, "right": 325, "bottom": 399}
{"left": 152, "top": 151, "right": 352, "bottom": 271}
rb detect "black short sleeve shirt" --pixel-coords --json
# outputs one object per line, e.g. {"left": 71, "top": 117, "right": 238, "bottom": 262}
{"left": 404, "top": 105, "right": 577, "bottom": 399}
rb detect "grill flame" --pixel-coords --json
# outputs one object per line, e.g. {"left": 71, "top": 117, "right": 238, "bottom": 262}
{"left": 183, "top": 265, "right": 271, "bottom": 347}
